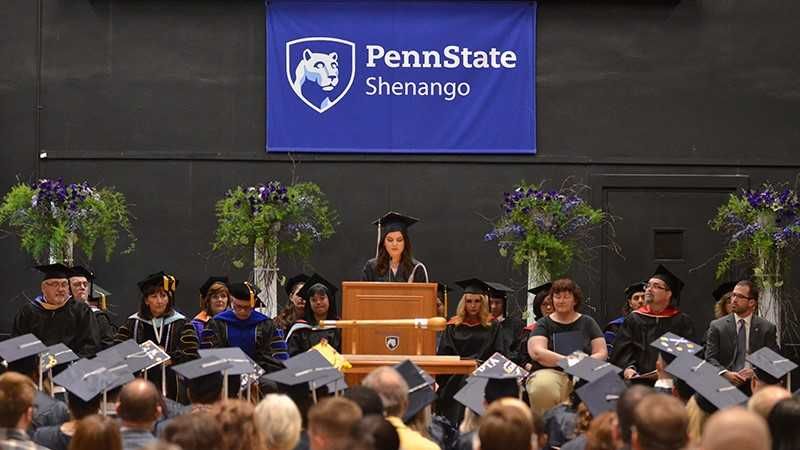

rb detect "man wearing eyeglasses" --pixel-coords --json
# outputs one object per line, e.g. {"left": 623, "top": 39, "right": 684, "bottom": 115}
{"left": 610, "top": 264, "right": 695, "bottom": 383}
{"left": 11, "top": 263, "right": 99, "bottom": 358}
{"left": 705, "top": 280, "right": 778, "bottom": 394}
{"left": 68, "top": 266, "right": 116, "bottom": 350}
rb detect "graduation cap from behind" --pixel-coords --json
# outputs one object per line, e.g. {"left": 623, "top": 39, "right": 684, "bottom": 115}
{"left": 455, "top": 353, "right": 527, "bottom": 416}
{"left": 35, "top": 263, "right": 71, "bottom": 280}
{"left": 747, "top": 347, "right": 798, "bottom": 385}
{"left": 666, "top": 354, "right": 748, "bottom": 411}
{"left": 285, "top": 274, "right": 310, "bottom": 296}
{"left": 575, "top": 370, "right": 626, "bottom": 417}
{"left": 456, "top": 278, "right": 492, "bottom": 296}
{"left": 96, "top": 339, "right": 169, "bottom": 373}
{"left": 559, "top": 356, "right": 622, "bottom": 383}
{"left": 651, "top": 264, "right": 684, "bottom": 300}
{"left": 265, "top": 350, "right": 343, "bottom": 398}
{"left": 172, "top": 355, "right": 232, "bottom": 394}
{"left": 373, "top": 212, "right": 419, "bottom": 257}
{"left": 53, "top": 358, "right": 134, "bottom": 402}
{"left": 473, "top": 352, "right": 529, "bottom": 380}
{"left": 712, "top": 281, "right": 737, "bottom": 302}
{"left": 40, "top": 343, "right": 79, "bottom": 371}
{"left": 454, "top": 377, "right": 489, "bottom": 416}
{"left": 650, "top": 332, "right": 703, "bottom": 364}
{"left": 297, "top": 273, "right": 339, "bottom": 302}
{"left": 199, "top": 347, "right": 263, "bottom": 376}
{"left": 199, "top": 276, "right": 229, "bottom": 298}
{"left": 0, "top": 334, "right": 47, "bottom": 367}
{"left": 624, "top": 282, "right": 646, "bottom": 299}
{"left": 486, "top": 282, "right": 514, "bottom": 299}
{"left": 394, "top": 360, "right": 436, "bottom": 422}
{"left": 137, "top": 271, "right": 178, "bottom": 294}
{"left": 228, "top": 282, "right": 261, "bottom": 308}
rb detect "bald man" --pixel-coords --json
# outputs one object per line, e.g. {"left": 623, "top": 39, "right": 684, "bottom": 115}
{"left": 747, "top": 385, "right": 791, "bottom": 420}
{"left": 116, "top": 380, "right": 161, "bottom": 450}
{"left": 701, "top": 408, "right": 770, "bottom": 450}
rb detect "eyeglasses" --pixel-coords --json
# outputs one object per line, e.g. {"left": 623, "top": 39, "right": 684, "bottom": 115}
{"left": 44, "top": 281, "right": 69, "bottom": 289}
{"left": 232, "top": 303, "right": 253, "bottom": 311}
{"left": 645, "top": 283, "right": 669, "bottom": 291}
{"left": 70, "top": 281, "right": 89, "bottom": 288}
{"left": 730, "top": 292, "right": 753, "bottom": 300}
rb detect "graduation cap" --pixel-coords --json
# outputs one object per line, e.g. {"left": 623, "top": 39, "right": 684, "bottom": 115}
{"left": 228, "top": 282, "right": 261, "bottom": 308}
{"left": 575, "top": 370, "right": 626, "bottom": 417}
{"left": 297, "top": 273, "right": 339, "bottom": 302}
{"left": 552, "top": 331, "right": 585, "bottom": 356}
{"left": 0, "top": 334, "right": 47, "bottom": 366}
{"left": 96, "top": 340, "right": 170, "bottom": 373}
{"left": 285, "top": 274, "right": 310, "bottom": 296}
{"left": 651, "top": 264, "right": 684, "bottom": 299}
{"left": 747, "top": 347, "right": 798, "bottom": 384}
{"left": 264, "top": 350, "right": 343, "bottom": 399}
{"left": 68, "top": 266, "right": 94, "bottom": 280}
{"left": 454, "top": 377, "right": 489, "bottom": 416}
{"left": 199, "top": 276, "right": 229, "bottom": 298}
{"left": 712, "top": 281, "right": 737, "bottom": 302}
{"left": 649, "top": 332, "right": 703, "bottom": 363}
{"left": 53, "top": 358, "right": 134, "bottom": 402}
{"left": 35, "top": 263, "right": 71, "bottom": 280}
{"left": 394, "top": 360, "right": 436, "bottom": 422}
{"left": 456, "top": 278, "right": 492, "bottom": 296}
{"left": 559, "top": 356, "right": 622, "bottom": 383}
{"left": 373, "top": 212, "right": 419, "bottom": 257}
{"left": 527, "top": 282, "right": 552, "bottom": 296}
{"left": 40, "top": 343, "right": 79, "bottom": 371}
{"left": 437, "top": 283, "right": 452, "bottom": 296}
{"left": 455, "top": 353, "right": 527, "bottom": 416}
{"left": 486, "top": 282, "right": 514, "bottom": 299}
{"left": 172, "top": 355, "right": 233, "bottom": 381}
{"left": 473, "top": 352, "right": 529, "bottom": 380}
{"left": 665, "top": 354, "right": 748, "bottom": 411}
{"left": 90, "top": 284, "right": 112, "bottom": 310}
{"left": 198, "top": 347, "right": 263, "bottom": 376}
{"left": 624, "top": 282, "right": 646, "bottom": 299}
{"left": 137, "top": 271, "right": 178, "bottom": 294}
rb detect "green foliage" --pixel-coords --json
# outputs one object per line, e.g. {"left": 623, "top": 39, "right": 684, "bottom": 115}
{"left": 486, "top": 181, "right": 608, "bottom": 277}
{"left": 212, "top": 181, "right": 338, "bottom": 268}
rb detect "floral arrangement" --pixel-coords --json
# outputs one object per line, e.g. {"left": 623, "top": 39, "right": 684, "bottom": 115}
{"left": 709, "top": 183, "right": 800, "bottom": 287}
{"left": 212, "top": 181, "right": 337, "bottom": 269}
{"left": 0, "top": 178, "right": 135, "bottom": 263}
{"left": 485, "top": 181, "right": 608, "bottom": 278}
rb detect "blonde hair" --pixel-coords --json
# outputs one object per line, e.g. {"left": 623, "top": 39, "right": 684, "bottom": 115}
{"left": 212, "top": 400, "right": 266, "bottom": 450}
{"left": 713, "top": 292, "right": 732, "bottom": 319}
{"left": 255, "top": 394, "right": 302, "bottom": 450}
{"left": 452, "top": 293, "right": 492, "bottom": 327}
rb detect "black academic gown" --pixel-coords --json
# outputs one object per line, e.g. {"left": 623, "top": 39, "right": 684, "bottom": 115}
{"left": 610, "top": 305, "right": 694, "bottom": 378}
{"left": 12, "top": 297, "right": 99, "bottom": 358}
{"left": 361, "top": 258, "right": 429, "bottom": 282}
{"left": 435, "top": 319, "right": 502, "bottom": 424}
{"left": 496, "top": 315, "right": 524, "bottom": 362}
{"left": 285, "top": 321, "right": 342, "bottom": 356}
{"left": 91, "top": 306, "right": 117, "bottom": 350}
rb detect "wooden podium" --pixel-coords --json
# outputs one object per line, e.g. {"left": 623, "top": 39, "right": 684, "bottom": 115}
{"left": 341, "top": 282, "right": 438, "bottom": 355}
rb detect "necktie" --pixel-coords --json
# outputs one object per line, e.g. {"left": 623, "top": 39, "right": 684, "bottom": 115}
{"left": 733, "top": 319, "right": 746, "bottom": 371}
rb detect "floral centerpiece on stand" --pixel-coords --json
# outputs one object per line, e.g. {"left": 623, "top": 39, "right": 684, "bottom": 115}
{"left": 0, "top": 178, "right": 135, "bottom": 264}
{"left": 212, "top": 180, "right": 337, "bottom": 316}
{"left": 485, "top": 181, "right": 610, "bottom": 323}
{"left": 710, "top": 182, "right": 800, "bottom": 340}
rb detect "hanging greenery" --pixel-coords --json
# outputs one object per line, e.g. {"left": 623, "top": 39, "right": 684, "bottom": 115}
{"left": 0, "top": 179, "right": 136, "bottom": 263}
{"left": 212, "top": 180, "right": 338, "bottom": 269}
{"left": 484, "top": 181, "right": 609, "bottom": 278}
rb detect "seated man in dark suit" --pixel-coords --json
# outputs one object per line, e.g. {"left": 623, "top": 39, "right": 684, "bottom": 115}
{"left": 705, "top": 280, "right": 779, "bottom": 392}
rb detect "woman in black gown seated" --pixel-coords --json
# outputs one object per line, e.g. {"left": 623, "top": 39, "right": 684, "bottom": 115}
{"left": 436, "top": 278, "right": 502, "bottom": 424}
{"left": 285, "top": 273, "right": 341, "bottom": 356}
{"left": 362, "top": 211, "right": 429, "bottom": 283}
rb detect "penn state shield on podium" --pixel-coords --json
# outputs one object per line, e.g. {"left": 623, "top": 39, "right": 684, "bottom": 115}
{"left": 341, "top": 282, "right": 438, "bottom": 355}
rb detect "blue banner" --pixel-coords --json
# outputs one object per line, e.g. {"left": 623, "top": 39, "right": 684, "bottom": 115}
{"left": 267, "top": 1, "right": 536, "bottom": 154}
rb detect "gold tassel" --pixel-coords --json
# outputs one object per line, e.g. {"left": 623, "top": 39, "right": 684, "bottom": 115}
{"left": 245, "top": 281, "right": 255, "bottom": 307}
{"left": 100, "top": 293, "right": 107, "bottom": 311}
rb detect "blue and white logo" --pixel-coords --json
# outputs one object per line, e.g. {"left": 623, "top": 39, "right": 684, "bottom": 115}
{"left": 286, "top": 37, "right": 356, "bottom": 113}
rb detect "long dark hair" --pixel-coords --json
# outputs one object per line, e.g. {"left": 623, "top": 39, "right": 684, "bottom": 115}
{"left": 375, "top": 229, "right": 415, "bottom": 277}
{"left": 302, "top": 284, "right": 338, "bottom": 325}
{"left": 768, "top": 397, "right": 800, "bottom": 450}
{"left": 138, "top": 284, "right": 175, "bottom": 319}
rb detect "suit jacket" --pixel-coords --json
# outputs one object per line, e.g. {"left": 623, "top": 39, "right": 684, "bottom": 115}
{"left": 705, "top": 313, "right": 779, "bottom": 371}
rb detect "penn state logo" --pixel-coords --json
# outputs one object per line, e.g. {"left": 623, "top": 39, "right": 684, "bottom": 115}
{"left": 286, "top": 37, "right": 355, "bottom": 113}
{"left": 385, "top": 336, "right": 400, "bottom": 351}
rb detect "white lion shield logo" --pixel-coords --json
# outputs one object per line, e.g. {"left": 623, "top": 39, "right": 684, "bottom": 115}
{"left": 385, "top": 336, "right": 400, "bottom": 352}
{"left": 286, "top": 37, "right": 356, "bottom": 114}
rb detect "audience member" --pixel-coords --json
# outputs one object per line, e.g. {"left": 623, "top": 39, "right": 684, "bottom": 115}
{"left": 700, "top": 407, "right": 770, "bottom": 450}
{"left": 362, "top": 366, "right": 440, "bottom": 450}
{"left": 748, "top": 385, "right": 791, "bottom": 420}
{"left": 116, "top": 380, "right": 161, "bottom": 450}
{"left": 212, "top": 400, "right": 266, "bottom": 450}
{"left": 685, "top": 395, "right": 711, "bottom": 445}
{"left": 631, "top": 394, "right": 688, "bottom": 450}
{"left": 255, "top": 394, "right": 302, "bottom": 450}
{"left": 766, "top": 397, "right": 800, "bottom": 450}
{"left": 33, "top": 391, "right": 102, "bottom": 450}
{"left": 343, "top": 386, "right": 385, "bottom": 417}
{"left": 585, "top": 412, "right": 619, "bottom": 450}
{"left": 0, "top": 372, "right": 49, "bottom": 450}
{"left": 307, "top": 397, "right": 363, "bottom": 450}
{"left": 615, "top": 384, "right": 654, "bottom": 448}
{"left": 161, "top": 412, "right": 223, "bottom": 450}
{"left": 4, "top": 355, "right": 70, "bottom": 432}
{"left": 474, "top": 398, "right": 535, "bottom": 450}
{"left": 561, "top": 402, "right": 592, "bottom": 450}
{"left": 351, "top": 415, "right": 400, "bottom": 450}
{"left": 68, "top": 415, "right": 122, "bottom": 450}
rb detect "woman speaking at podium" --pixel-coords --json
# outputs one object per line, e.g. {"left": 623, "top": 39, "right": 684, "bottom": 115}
{"left": 361, "top": 212, "right": 429, "bottom": 283}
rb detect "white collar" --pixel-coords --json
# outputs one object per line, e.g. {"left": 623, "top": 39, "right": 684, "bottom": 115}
{"left": 733, "top": 312, "right": 752, "bottom": 327}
